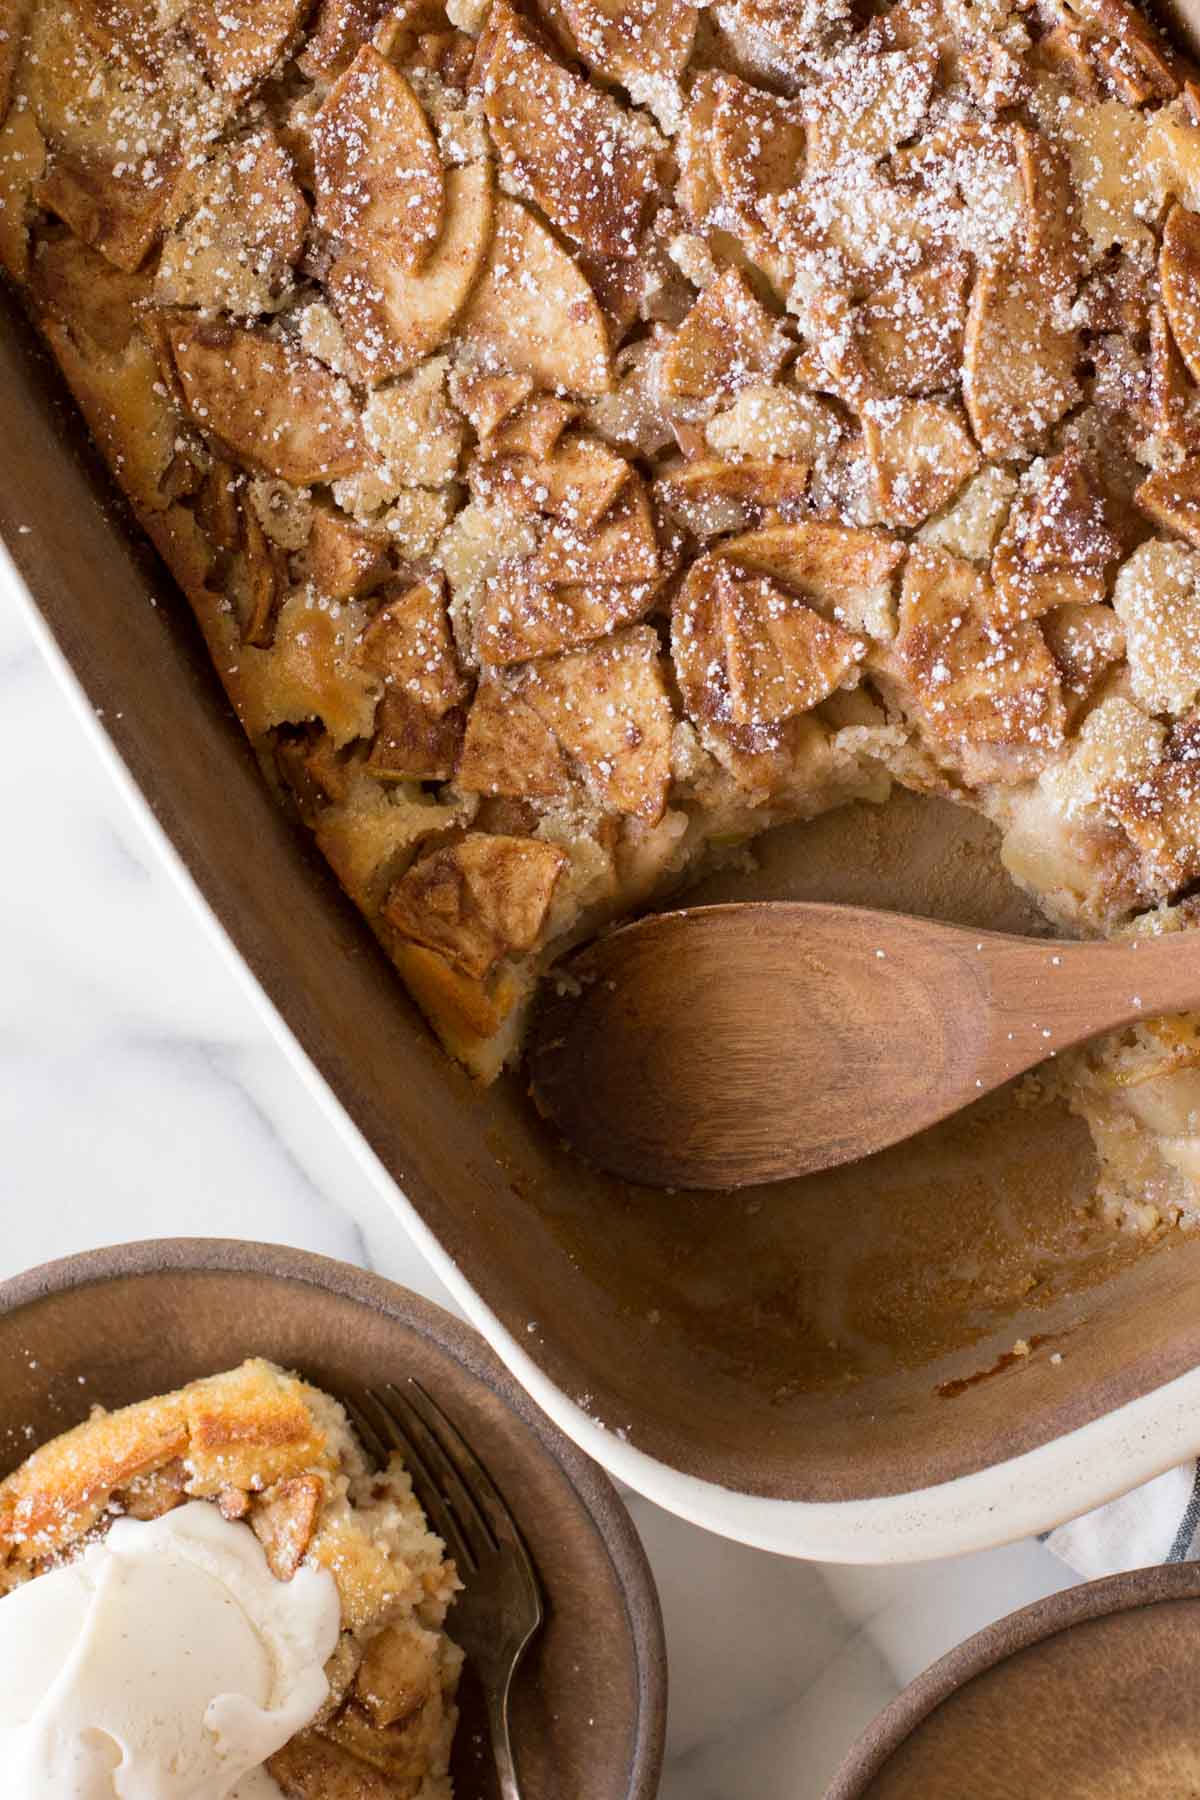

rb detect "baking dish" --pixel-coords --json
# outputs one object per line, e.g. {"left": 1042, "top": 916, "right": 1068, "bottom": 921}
{"left": 9, "top": 291, "right": 1200, "bottom": 1561}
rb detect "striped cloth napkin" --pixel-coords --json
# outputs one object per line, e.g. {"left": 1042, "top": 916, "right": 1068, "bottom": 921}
{"left": 1046, "top": 1463, "right": 1200, "bottom": 1575}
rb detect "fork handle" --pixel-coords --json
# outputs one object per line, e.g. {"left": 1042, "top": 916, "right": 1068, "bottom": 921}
{"left": 487, "top": 1669, "right": 522, "bottom": 1800}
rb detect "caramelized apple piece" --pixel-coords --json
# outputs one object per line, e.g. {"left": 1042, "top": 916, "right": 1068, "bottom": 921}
{"left": 359, "top": 575, "right": 467, "bottom": 780}
{"left": 719, "top": 564, "right": 863, "bottom": 726}
{"left": 384, "top": 834, "right": 568, "bottom": 976}
{"left": 0, "top": 0, "right": 32, "bottom": 125}
{"left": 329, "top": 159, "right": 494, "bottom": 383}
{"left": 557, "top": 0, "right": 697, "bottom": 90}
{"left": 477, "top": 0, "right": 656, "bottom": 258}
{"left": 457, "top": 677, "right": 575, "bottom": 797}
{"left": 315, "top": 48, "right": 442, "bottom": 269}
{"left": 855, "top": 251, "right": 970, "bottom": 399}
{"left": 991, "top": 449, "right": 1122, "bottom": 623}
{"left": 529, "top": 476, "right": 659, "bottom": 585}
{"left": 29, "top": 234, "right": 148, "bottom": 353}
{"left": 269, "top": 1735, "right": 392, "bottom": 1797}
{"left": 962, "top": 258, "right": 1080, "bottom": 460}
{"left": 1042, "top": 602, "right": 1126, "bottom": 726}
{"left": 461, "top": 196, "right": 611, "bottom": 397}
{"left": 1161, "top": 202, "right": 1200, "bottom": 387}
{"left": 715, "top": 521, "right": 904, "bottom": 642}
{"left": 661, "top": 269, "right": 787, "bottom": 402}
{"left": 473, "top": 566, "right": 658, "bottom": 664}
{"left": 894, "top": 545, "right": 1066, "bottom": 769}
{"left": 476, "top": 432, "right": 631, "bottom": 531}
{"left": 709, "top": 72, "right": 805, "bottom": 216}
{"left": 1112, "top": 711, "right": 1200, "bottom": 894}
{"left": 354, "top": 1623, "right": 442, "bottom": 1728}
{"left": 516, "top": 625, "right": 674, "bottom": 820}
{"left": 251, "top": 1474, "right": 324, "bottom": 1581}
{"left": 862, "top": 399, "right": 979, "bottom": 531}
{"left": 302, "top": 510, "right": 391, "bottom": 600}
{"left": 167, "top": 320, "right": 365, "bottom": 484}
{"left": 157, "top": 127, "right": 309, "bottom": 314}
{"left": 189, "top": 0, "right": 311, "bottom": 92}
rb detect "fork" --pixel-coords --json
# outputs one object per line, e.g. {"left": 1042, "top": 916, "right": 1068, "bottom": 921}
{"left": 347, "top": 1379, "right": 545, "bottom": 1800}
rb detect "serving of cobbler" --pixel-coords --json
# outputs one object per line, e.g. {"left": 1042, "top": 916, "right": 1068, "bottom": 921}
{"left": 0, "top": 1359, "right": 463, "bottom": 1795}
{"left": 6, "top": 0, "right": 1200, "bottom": 1226}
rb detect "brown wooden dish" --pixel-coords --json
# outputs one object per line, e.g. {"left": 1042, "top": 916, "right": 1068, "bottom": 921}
{"left": 830, "top": 1563, "right": 1200, "bottom": 1798}
{"left": 9, "top": 291, "right": 1200, "bottom": 1528}
{"left": 0, "top": 1238, "right": 665, "bottom": 1800}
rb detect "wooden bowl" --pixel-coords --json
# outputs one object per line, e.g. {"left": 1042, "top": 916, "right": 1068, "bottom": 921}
{"left": 0, "top": 1238, "right": 666, "bottom": 1800}
{"left": 830, "top": 1564, "right": 1200, "bottom": 1798}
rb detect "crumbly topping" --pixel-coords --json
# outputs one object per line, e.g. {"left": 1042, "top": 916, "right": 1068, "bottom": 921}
{"left": 13, "top": 0, "right": 1200, "bottom": 1166}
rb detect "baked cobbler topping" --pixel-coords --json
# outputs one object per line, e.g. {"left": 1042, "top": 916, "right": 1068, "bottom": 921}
{"left": 8, "top": 0, "right": 1200, "bottom": 1223}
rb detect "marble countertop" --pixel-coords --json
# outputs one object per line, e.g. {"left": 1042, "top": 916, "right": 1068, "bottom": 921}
{"left": 0, "top": 564, "right": 1081, "bottom": 1797}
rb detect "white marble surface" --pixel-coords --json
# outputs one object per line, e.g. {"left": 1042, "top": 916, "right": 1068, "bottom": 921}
{"left": 0, "top": 562, "right": 1084, "bottom": 1796}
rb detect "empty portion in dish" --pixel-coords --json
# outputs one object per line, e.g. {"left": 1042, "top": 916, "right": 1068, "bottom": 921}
{"left": 0, "top": 1358, "right": 462, "bottom": 1796}
{"left": 7, "top": 0, "right": 1200, "bottom": 1227}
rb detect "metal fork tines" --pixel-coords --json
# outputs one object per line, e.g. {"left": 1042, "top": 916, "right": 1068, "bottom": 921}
{"left": 348, "top": 1380, "right": 545, "bottom": 1800}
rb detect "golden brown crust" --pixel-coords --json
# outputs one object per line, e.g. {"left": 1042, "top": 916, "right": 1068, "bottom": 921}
{"left": 18, "top": 0, "right": 1200, "bottom": 1156}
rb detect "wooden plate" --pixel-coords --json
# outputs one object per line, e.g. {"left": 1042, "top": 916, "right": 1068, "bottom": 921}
{"left": 0, "top": 1238, "right": 666, "bottom": 1800}
{"left": 830, "top": 1564, "right": 1200, "bottom": 1797}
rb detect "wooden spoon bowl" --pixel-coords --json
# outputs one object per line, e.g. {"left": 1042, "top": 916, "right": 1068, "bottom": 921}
{"left": 529, "top": 903, "right": 1200, "bottom": 1190}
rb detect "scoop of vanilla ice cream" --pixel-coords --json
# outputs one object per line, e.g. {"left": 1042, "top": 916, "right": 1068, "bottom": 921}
{"left": 0, "top": 1499, "right": 341, "bottom": 1797}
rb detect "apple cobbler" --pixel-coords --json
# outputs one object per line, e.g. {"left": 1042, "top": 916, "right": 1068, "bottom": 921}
{"left": 7, "top": 0, "right": 1200, "bottom": 1222}
{"left": 0, "top": 1359, "right": 463, "bottom": 1795}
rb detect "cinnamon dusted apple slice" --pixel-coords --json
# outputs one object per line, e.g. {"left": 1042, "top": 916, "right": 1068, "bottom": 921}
{"left": 358, "top": 575, "right": 469, "bottom": 783}
{"left": 1111, "top": 711, "right": 1200, "bottom": 895}
{"left": 529, "top": 475, "right": 659, "bottom": 585}
{"left": 557, "top": 0, "right": 696, "bottom": 92}
{"left": 805, "top": 42, "right": 935, "bottom": 172}
{"left": 457, "top": 676, "right": 575, "bottom": 797}
{"left": 1079, "top": 0, "right": 1179, "bottom": 105}
{"left": 474, "top": 432, "right": 631, "bottom": 531}
{"left": 714, "top": 520, "right": 905, "bottom": 642}
{"left": 29, "top": 234, "right": 149, "bottom": 354}
{"left": 269, "top": 1733, "right": 407, "bottom": 1796}
{"left": 460, "top": 196, "right": 611, "bottom": 398}
{"left": 894, "top": 545, "right": 1066, "bottom": 772}
{"left": 962, "top": 257, "right": 1080, "bottom": 460}
{"left": 1042, "top": 602, "right": 1126, "bottom": 726}
{"left": 862, "top": 399, "right": 980, "bottom": 531}
{"left": 1137, "top": 458, "right": 1200, "bottom": 547}
{"left": 718, "top": 564, "right": 864, "bottom": 727}
{"left": 383, "top": 833, "right": 568, "bottom": 977}
{"left": 1146, "top": 300, "right": 1198, "bottom": 450}
{"left": 1161, "top": 203, "right": 1200, "bottom": 386}
{"left": 188, "top": 0, "right": 310, "bottom": 92}
{"left": 855, "top": 251, "right": 970, "bottom": 399}
{"left": 477, "top": 0, "right": 657, "bottom": 258}
{"left": 488, "top": 395, "right": 580, "bottom": 459}
{"left": 301, "top": 508, "right": 391, "bottom": 600}
{"left": 515, "top": 625, "right": 674, "bottom": 820}
{"left": 473, "top": 553, "right": 658, "bottom": 662}
{"left": 166, "top": 320, "right": 366, "bottom": 484}
{"left": 991, "top": 448, "right": 1123, "bottom": 622}
{"left": 250, "top": 1474, "right": 323, "bottom": 1582}
{"left": 329, "top": 159, "right": 494, "bottom": 382}
{"left": 157, "top": 127, "right": 309, "bottom": 314}
{"left": 315, "top": 48, "right": 442, "bottom": 269}
{"left": 1015, "top": 123, "right": 1084, "bottom": 299}
{"left": 0, "top": 0, "right": 31, "bottom": 123}
{"left": 709, "top": 72, "right": 806, "bottom": 217}
{"left": 448, "top": 364, "right": 535, "bottom": 444}
{"left": 660, "top": 268, "right": 788, "bottom": 401}
{"left": 657, "top": 457, "right": 812, "bottom": 518}
{"left": 36, "top": 151, "right": 178, "bottom": 275}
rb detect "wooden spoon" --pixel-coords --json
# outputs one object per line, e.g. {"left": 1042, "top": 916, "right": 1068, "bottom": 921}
{"left": 528, "top": 903, "right": 1200, "bottom": 1190}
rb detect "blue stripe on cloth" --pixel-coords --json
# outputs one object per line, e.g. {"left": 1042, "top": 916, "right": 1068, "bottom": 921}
{"left": 1167, "top": 1463, "right": 1200, "bottom": 1562}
